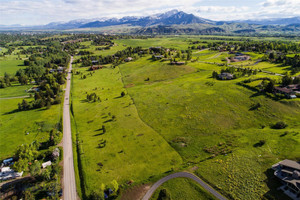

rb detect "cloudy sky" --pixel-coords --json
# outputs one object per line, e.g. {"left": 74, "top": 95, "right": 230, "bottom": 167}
{"left": 1, "top": 0, "right": 300, "bottom": 25}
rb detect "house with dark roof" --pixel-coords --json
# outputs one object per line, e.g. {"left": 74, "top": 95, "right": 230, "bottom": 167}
{"left": 272, "top": 159, "right": 300, "bottom": 200}
{"left": 274, "top": 84, "right": 300, "bottom": 98}
{"left": 89, "top": 65, "right": 103, "bottom": 71}
{"left": 218, "top": 72, "right": 234, "bottom": 80}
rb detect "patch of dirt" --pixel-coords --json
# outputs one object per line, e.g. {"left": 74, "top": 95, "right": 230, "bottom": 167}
{"left": 190, "top": 166, "right": 199, "bottom": 172}
{"left": 121, "top": 184, "right": 151, "bottom": 200}
{"left": 125, "top": 83, "right": 135, "bottom": 88}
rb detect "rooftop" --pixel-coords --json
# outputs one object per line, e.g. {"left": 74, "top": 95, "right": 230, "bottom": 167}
{"left": 279, "top": 159, "right": 300, "bottom": 171}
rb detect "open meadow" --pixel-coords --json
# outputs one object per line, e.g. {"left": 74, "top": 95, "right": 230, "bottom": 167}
{"left": 71, "top": 65, "right": 182, "bottom": 197}
{"left": 70, "top": 36, "right": 300, "bottom": 200}
{"left": 0, "top": 96, "right": 62, "bottom": 159}
{"left": 150, "top": 177, "right": 217, "bottom": 200}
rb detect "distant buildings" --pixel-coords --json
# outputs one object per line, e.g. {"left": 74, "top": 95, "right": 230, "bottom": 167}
{"left": 170, "top": 61, "right": 185, "bottom": 65}
{"left": 274, "top": 84, "right": 300, "bottom": 99}
{"left": 89, "top": 65, "right": 103, "bottom": 71}
{"left": 272, "top": 159, "right": 300, "bottom": 200}
{"left": 218, "top": 72, "right": 234, "bottom": 80}
{"left": 125, "top": 57, "right": 133, "bottom": 62}
{"left": 229, "top": 55, "right": 250, "bottom": 62}
{"left": 0, "top": 166, "right": 23, "bottom": 181}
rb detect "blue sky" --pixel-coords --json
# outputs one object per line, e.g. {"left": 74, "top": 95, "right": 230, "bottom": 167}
{"left": 0, "top": 0, "right": 299, "bottom": 25}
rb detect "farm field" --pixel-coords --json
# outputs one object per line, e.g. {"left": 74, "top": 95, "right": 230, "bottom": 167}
{"left": 150, "top": 178, "right": 217, "bottom": 200}
{"left": 71, "top": 65, "right": 182, "bottom": 197}
{"left": 0, "top": 96, "right": 62, "bottom": 159}
{"left": 118, "top": 51, "right": 300, "bottom": 199}
{"left": 0, "top": 84, "right": 32, "bottom": 98}
{"left": 0, "top": 59, "right": 26, "bottom": 76}
{"left": 70, "top": 36, "right": 300, "bottom": 200}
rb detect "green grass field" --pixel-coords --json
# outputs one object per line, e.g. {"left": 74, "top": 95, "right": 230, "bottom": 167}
{"left": 71, "top": 66, "right": 182, "bottom": 197}
{"left": 0, "top": 84, "right": 32, "bottom": 98}
{"left": 69, "top": 37, "right": 300, "bottom": 199}
{"left": 0, "top": 59, "right": 26, "bottom": 76}
{"left": 150, "top": 178, "right": 217, "bottom": 200}
{"left": 0, "top": 97, "right": 62, "bottom": 159}
{"left": 118, "top": 53, "right": 300, "bottom": 199}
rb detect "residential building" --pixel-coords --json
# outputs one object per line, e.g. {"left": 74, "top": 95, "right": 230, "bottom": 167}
{"left": 272, "top": 159, "right": 300, "bottom": 200}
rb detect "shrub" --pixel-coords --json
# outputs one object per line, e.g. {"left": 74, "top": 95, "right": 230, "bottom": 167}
{"left": 157, "top": 189, "right": 171, "bottom": 200}
{"left": 272, "top": 121, "right": 288, "bottom": 129}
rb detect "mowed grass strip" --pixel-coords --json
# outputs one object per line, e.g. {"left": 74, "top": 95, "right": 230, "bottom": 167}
{"left": 0, "top": 59, "right": 26, "bottom": 76}
{"left": 0, "top": 97, "right": 61, "bottom": 159}
{"left": 71, "top": 66, "right": 182, "bottom": 195}
{"left": 0, "top": 84, "right": 32, "bottom": 98}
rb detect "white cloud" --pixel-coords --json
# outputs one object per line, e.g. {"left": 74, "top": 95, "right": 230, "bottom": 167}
{"left": 0, "top": 0, "right": 299, "bottom": 25}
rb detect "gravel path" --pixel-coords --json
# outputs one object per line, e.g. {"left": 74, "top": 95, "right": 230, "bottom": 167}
{"left": 142, "top": 172, "right": 227, "bottom": 200}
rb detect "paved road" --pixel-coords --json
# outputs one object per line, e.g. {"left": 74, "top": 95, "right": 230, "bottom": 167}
{"left": 142, "top": 172, "right": 227, "bottom": 200}
{"left": 63, "top": 56, "right": 77, "bottom": 200}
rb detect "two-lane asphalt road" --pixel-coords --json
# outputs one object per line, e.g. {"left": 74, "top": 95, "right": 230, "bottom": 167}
{"left": 142, "top": 172, "right": 227, "bottom": 200}
{"left": 63, "top": 56, "right": 77, "bottom": 200}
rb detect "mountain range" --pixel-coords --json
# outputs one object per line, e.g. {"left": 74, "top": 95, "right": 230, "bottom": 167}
{"left": 1, "top": 10, "right": 300, "bottom": 35}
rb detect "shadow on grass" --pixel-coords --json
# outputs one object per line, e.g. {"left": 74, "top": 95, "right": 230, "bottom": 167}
{"left": 103, "top": 119, "right": 113, "bottom": 123}
{"left": 93, "top": 132, "right": 104, "bottom": 136}
{"left": 3, "top": 109, "right": 20, "bottom": 115}
{"left": 237, "top": 82, "right": 283, "bottom": 101}
{"left": 263, "top": 168, "right": 287, "bottom": 200}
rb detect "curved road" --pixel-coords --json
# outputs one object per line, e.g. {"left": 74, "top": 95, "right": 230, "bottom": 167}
{"left": 63, "top": 56, "right": 77, "bottom": 200}
{"left": 142, "top": 172, "right": 227, "bottom": 200}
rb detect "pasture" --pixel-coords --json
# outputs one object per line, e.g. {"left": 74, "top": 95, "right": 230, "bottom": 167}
{"left": 150, "top": 178, "right": 217, "bottom": 200}
{"left": 0, "top": 97, "right": 62, "bottom": 159}
{"left": 71, "top": 65, "right": 182, "bottom": 197}
{"left": 118, "top": 52, "right": 300, "bottom": 199}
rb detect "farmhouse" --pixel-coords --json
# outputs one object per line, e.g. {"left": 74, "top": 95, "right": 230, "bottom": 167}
{"left": 229, "top": 55, "right": 250, "bottom": 62}
{"left": 274, "top": 84, "right": 299, "bottom": 98}
{"left": 154, "top": 55, "right": 164, "bottom": 59}
{"left": 272, "top": 159, "right": 300, "bottom": 200}
{"left": 218, "top": 72, "right": 234, "bottom": 80}
{"left": 89, "top": 65, "right": 103, "bottom": 71}
{"left": 170, "top": 61, "right": 185, "bottom": 65}
{"left": 27, "top": 86, "right": 40, "bottom": 93}
{"left": 125, "top": 57, "right": 133, "bottom": 62}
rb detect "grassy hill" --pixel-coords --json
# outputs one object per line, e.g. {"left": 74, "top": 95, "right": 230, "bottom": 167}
{"left": 71, "top": 65, "right": 182, "bottom": 197}
{"left": 118, "top": 54, "right": 300, "bottom": 199}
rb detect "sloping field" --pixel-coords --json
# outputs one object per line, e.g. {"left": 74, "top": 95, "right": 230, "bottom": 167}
{"left": 71, "top": 66, "right": 182, "bottom": 196}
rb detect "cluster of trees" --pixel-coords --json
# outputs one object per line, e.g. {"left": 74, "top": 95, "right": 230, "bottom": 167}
{"left": 18, "top": 73, "right": 64, "bottom": 111}
{"left": 89, "top": 180, "right": 119, "bottom": 200}
{"left": 208, "top": 40, "right": 300, "bottom": 53}
{"left": 11, "top": 125, "right": 63, "bottom": 199}
{"left": 263, "top": 53, "right": 300, "bottom": 74}
{"left": 79, "top": 46, "right": 145, "bottom": 67}
{"left": 86, "top": 92, "right": 101, "bottom": 102}
{"left": 212, "top": 66, "right": 258, "bottom": 79}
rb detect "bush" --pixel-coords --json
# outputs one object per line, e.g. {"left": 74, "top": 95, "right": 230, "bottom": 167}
{"left": 272, "top": 121, "right": 288, "bottom": 129}
{"left": 157, "top": 189, "right": 171, "bottom": 200}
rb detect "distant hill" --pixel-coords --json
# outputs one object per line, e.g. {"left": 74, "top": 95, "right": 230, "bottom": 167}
{"left": 80, "top": 10, "right": 215, "bottom": 28}
{"left": 0, "top": 10, "right": 299, "bottom": 35}
{"left": 233, "top": 17, "right": 300, "bottom": 25}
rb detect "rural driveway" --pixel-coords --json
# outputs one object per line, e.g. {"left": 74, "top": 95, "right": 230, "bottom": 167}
{"left": 141, "top": 172, "right": 227, "bottom": 200}
{"left": 63, "top": 56, "right": 77, "bottom": 200}
{"left": 0, "top": 95, "right": 29, "bottom": 100}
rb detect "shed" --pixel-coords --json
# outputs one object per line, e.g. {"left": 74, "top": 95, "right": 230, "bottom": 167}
{"left": 42, "top": 161, "right": 52, "bottom": 169}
